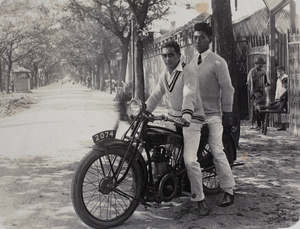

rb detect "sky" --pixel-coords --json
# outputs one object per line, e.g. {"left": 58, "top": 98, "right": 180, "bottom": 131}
{"left": 151, "top": 0, "right": 300, "bottom": 31}
{"left": 0, "top": 0, "right": 298, "bottom": 32}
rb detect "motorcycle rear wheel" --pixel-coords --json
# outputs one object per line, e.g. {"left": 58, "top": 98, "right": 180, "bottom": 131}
{"left": 201, "top": 138, "right": 234, "bottom": 195}
{"left": 71, "top": 147, "right": 142, "bottom": 228}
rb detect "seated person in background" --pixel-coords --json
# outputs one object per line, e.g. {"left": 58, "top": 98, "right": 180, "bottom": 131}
{"left": 260, "top": 78, "right": 288, "bottom": 112}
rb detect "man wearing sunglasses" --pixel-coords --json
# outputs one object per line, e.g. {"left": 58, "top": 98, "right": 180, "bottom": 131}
{"left": 146, "top": 41, "right": 209, "bottom": 216}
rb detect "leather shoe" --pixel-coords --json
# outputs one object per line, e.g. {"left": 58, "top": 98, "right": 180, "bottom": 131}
{"left": 218, "top": 192, "right": 234, "bottom": 207}
{"left": 197, "top": 200, "right": 209, "bottom": 216}
{"left": 277, "top": 127, "right": 286, "bottom": 131}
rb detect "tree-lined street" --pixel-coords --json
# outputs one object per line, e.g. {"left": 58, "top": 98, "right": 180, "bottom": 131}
{"left": 0, "top": 83, "right": 299, "bottom": 229}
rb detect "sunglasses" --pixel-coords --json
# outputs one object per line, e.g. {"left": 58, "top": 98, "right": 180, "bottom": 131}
{"left": 161, "top": 53, "right": 175, "bottom": 58}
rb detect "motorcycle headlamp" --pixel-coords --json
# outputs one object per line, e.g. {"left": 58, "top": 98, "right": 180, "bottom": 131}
{"left": 128, "top": 98, "right": 144, "bottom": 117}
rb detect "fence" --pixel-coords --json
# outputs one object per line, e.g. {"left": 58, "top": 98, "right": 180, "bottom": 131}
{"left": 288, "top": 33, "right": 300, "bottom": 137}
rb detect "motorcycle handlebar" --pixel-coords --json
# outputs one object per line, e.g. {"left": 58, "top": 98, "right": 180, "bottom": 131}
{"left": 149, "top": 114, "right": 190, "bottom": 127}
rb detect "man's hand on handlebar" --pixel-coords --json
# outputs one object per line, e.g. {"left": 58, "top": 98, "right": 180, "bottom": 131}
{"left": 174, "top": 117, "right": 190, "bottom": 127}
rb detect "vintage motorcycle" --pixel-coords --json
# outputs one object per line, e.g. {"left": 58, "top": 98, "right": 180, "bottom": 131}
{"left": 71, "top": 98, "right": 242, "bottom": 229}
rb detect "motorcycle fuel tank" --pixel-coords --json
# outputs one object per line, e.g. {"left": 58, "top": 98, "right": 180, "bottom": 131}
{"left": 146, "top": 125, "right": 183, "bottom": 145}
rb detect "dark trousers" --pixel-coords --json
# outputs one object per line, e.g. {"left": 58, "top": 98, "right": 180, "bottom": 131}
{"left": 254, "top": 108, "right": 265, "bottom": 127}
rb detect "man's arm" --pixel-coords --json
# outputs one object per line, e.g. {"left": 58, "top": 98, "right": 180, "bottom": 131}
{"left": 181, "top": 67, "right": 198, "bottom": 123}
{"left": 216, "top": 59, "right": 235, "bottom": 113}
{"left": 247, "top": 69, "right": 254, "bottom": 93}
{"left": 146, "top": 74, "right": 166, "bottom": 113}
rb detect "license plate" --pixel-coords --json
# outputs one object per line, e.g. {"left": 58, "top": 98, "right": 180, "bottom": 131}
{"left": 92, "top": 130, "right": 116, "bottom": 143}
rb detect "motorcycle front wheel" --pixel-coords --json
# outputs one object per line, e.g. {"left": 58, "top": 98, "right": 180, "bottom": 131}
{"left": 71, "top": 147, "right": 143, "bottom": 228}
{"left": 200, "top": 138, "right": 234, "bottom": 195}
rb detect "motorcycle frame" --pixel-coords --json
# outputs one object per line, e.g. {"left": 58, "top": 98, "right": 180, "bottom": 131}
{"left": 92, "top": 108, "right": 238, "bottom": 205}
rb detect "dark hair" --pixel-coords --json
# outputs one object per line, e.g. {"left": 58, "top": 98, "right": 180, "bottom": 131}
{"left": 194, "top": 22, "right": 212, "bottom": 38}
{"left": 277, "top": 66, "right": 285, "bottom": 71}
{"left": 161, "top": 41, "right": 181, "bottom": 54}
{"left": 282, "top": 77, "right": 288, "bottom": 84}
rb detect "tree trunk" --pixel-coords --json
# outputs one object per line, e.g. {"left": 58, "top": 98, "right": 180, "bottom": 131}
{"left": 106, "top": 59, "right": 112, "bottom": 94}
{"left": 6, "top": 61, "right": 12, "bottom": 94}
{"left": 46, "top": 72, "right": 50, "bottom": 85}
{"left": 212, "top": 0, "right": 240, "bottom": 146}
{"left": 0, "top": 59, "right": 2, "bottom": 93}
{"left": 95, "top": 55, "right": 101, "bottom": 90}
{"left": 119, "top": 43, "right": 129, "bottom": 86}
{"left": 33, "top": 63, "right": 38, "bottom": 88}
{"left": 96, "top": 55, "right": 105, "bottom": 91}
{"left": 100, "top": 66, "right": 105, "bottom": 91}
{"left": 134, "top": 35, "right": 145, "bottom": 101}
{"left": 212, "top": 0, "right": 235, "bottom": 77}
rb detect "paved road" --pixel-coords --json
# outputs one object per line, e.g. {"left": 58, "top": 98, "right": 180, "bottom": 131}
{"left": 0, "top": 83, "right": 181, "bottom": 229}
{"left": 0, "top": 83, "right": 118, "bottom": 160}
{"left": 0, "top": 83, "right": 299, "bottom": 229}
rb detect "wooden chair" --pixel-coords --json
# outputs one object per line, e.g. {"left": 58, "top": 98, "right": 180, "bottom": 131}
{"left": 259, "top": 109, "right": 288, "bottom": 135}
{"left": 259, "top": 90, "right": 288, "bottom": 135}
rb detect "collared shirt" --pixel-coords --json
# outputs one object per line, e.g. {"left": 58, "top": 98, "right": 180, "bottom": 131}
{"left": 165, "top": 61, "right": 183, "bottom": 85}
{"left": 200, "top": 49, "right": 212, "bottom": 62}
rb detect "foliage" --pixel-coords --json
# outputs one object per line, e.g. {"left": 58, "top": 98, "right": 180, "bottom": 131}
{"left": 68, "top": 0, "right": 132, "bottom": 86}
{"left": 126, "top": 0, "right": 170, "bottom": 101}
{"left": 0, "top": 0, "right": 71, "bottom": 91}
{"left": 0, "top": 0, "right": 170, "bottom": 94}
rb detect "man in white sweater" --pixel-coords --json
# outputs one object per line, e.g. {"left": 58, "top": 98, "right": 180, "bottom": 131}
{"left": 190, "top": 22, "right": 236, "bottom": 208}
{"left": 146, "top": 41, "right": 208, "bottom": 215}
{"left": 275, "top": 66, "right": 288, "bottom": 131}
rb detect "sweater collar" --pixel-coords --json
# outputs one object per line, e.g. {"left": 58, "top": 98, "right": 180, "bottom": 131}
{"left": 166, "top": 60, "right": 184, "bottom": 75}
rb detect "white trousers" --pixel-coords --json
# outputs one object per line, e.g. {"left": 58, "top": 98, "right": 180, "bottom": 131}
{"left": 166, "top": 116, "right": 235, "bottom": 201}
{"left": 205, "top": 116, "right": 236, "bottom": 193}
{"left": 166, "top": 121, "right": 204, "bottom": 201}
{"left": 182, "top": 122, "right": 204, "bottom": 201}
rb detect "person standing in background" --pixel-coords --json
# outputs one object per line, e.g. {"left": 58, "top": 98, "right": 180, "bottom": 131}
{"left": 247, "top": 57, "right": 271, "bottom": 130}
{"left": 275, "top": 66, "right": 288, "bottom": 131}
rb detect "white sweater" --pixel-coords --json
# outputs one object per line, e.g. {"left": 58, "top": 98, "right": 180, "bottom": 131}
{"left": 190, "top": 50, "right": 235, "bottom": 117}
{"left": 275, "top": 74, "right": 288, "bottom": 99}
{"left": 146, "top": 61, "right": 205, "bottom": 123}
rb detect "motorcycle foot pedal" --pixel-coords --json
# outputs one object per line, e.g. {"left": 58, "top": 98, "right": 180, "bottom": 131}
{"left": 181, "top": 191, "right": 191, "bottom": 197}
{"left": 140, "top": 200, "right": 152, "bottom": 207}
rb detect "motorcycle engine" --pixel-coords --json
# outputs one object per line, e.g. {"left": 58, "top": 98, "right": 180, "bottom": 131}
{"left": 151, "top": 145, "right": 179, "bottom": 202}
{"left": 151, "top": 146, "right": 169, "bottom": 181}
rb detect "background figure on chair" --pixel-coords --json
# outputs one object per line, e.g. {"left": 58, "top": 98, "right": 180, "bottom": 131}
{"left": 260, "top": 77, "right": 288, "bottom": 112}
{"left": 247, "top": 57, "right": 271, "bottom": 130}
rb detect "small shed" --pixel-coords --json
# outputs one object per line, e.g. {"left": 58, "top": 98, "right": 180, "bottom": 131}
{"left": 12, "top": 67, "right": 32, "bottom": 93}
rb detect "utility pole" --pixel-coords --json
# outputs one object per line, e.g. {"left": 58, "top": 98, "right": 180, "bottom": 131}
{"left": 269, "top": 12, "right": 276, "bottom": 101}
{"left": 131, "top": 17, "right": 135, "bottom": 98}
{"left": 290, "top": 0, "right": 297, "bottom": 33}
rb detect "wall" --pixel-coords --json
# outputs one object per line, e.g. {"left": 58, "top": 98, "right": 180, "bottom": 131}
{"left": 14, "top": 78, "right": 30, "bottom": 92}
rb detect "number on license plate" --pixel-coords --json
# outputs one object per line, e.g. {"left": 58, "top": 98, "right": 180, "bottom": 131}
{"left": 92, "top": 130, "right": 116, "bottom": 143}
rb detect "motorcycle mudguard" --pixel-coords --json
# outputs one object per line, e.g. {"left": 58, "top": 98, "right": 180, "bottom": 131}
{"left": 92, "top": 139, "right": 148, "bottom": 187}
{"left": 222, "top": 130, "right": 237, "bottom": 161}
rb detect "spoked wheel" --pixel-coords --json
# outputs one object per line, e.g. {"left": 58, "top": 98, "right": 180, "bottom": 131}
{"left": 198, "top": 140, "right": 221, "bottom": 195}
{"left": 71, "top": 147, "right": 142, "bottom": 229}
{"left": 198, "top": 138, "right": 234, "bottom": 195}
{"left": 202, "top": 167, "right": 220, "bottom": 195}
